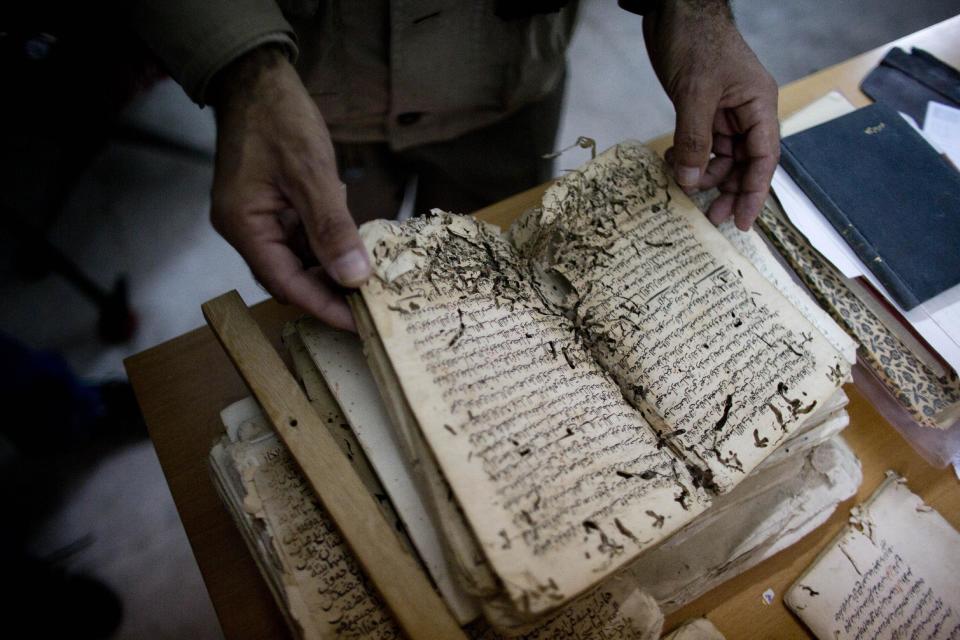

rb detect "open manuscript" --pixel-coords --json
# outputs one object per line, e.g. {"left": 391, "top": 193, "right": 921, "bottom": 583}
{"left": 210, "top": 364, "right": 667, "bottom": 640}
{"left": 786, "top": 472, "right": 960, "bottom": 639}
{"left": 351, "top": 141, "right": 852, "bottom": 622}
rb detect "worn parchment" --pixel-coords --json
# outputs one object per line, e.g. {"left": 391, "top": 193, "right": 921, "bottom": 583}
{"left": 359, "top": 211, "right": 701, "bottom": 618}
{"left": 786, "top": 473, "right": 960, "bottom": 640}
{"left": 357, "top": 142, "right": 849, "bottom": 618}
{"left": 510, "top": 143, "right": 848, "bottom": 491}
{"left": 213, "top": 398, "right": 403, "bottom": 640}
{"left": 214, "top": 399, "right": 666, "bottom": 640}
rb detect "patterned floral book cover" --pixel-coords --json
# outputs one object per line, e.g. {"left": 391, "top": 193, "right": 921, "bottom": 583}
{"left": 757, "top": 197, "right": 960, "bottom": 430}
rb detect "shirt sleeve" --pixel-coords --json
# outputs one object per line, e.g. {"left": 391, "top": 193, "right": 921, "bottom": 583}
{"left": 132, "top": 0, "right": 299, "bottom": 105}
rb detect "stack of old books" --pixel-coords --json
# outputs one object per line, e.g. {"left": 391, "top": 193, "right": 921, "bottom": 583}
{"left": 766, "top": 92, "right": 960, "bottom": 467}
{"left": 210, "top": 142, "right": 862, "bottom": 639}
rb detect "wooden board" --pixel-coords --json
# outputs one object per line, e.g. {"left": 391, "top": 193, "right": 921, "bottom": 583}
{"left": 126, "top": 15, "right": 960, "bottom": 640}
{"left": 201, "top": 291, "right": 465, "bottom": 640}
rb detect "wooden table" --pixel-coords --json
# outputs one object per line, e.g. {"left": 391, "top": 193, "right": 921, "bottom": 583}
{"left": 126, "top": 16, "right": 960, "bottom": 639}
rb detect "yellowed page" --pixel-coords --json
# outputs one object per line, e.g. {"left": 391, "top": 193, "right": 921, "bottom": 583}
{"left": 348, "top": 301, "right": 502, "bottom": 599}
{"left": 471, "top": 582, "right": 663, "bottom": 639}
{"left": 216, "top": 399, "right": 666, "bottom": 640}
{"left": 359, "top": 213, "right": 707, "bottom": 618}
{"left": 511, "top": 142, "right": 849, "bottom": 491}
{"left": 715, "top": 218, "right": 857, "bottom": 366}
{"left": 786, "top": 473, "right": 960, "bottom": 640}
{"left": 293, "top": 318, "right": 485, "bottom": 619}
{"left": 228, "top": 433, "right": 402, "bottom": 639}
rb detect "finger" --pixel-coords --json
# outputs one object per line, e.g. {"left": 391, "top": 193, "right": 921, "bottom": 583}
{"left": 697, "top": 154, "right": 735, "bottom": 190}
{"left": 740, "top": 130, "right": 779, "bottom": 194}
{"left": 284, "top": 160, "right": 372, "bottom": 289}
{"left": 242, "top": 233, "right": 357, "bottom": 330}
{"left": 732, "top": 190, "right": 767, "bottom": 231}
{"left": 718, "top": 168, "right": 743, "bottom": 195}
{"left": 711, "top": 133, "right": 735, "bottom": 159}
{"left": 277, "top": 207, "right": 316, "bottom": 266}
{"left": 218, "top": 204, "right": 358, "bottom": 329}
{"left": 672, "top": 85, "right": 720, "bottom": 188}
{"left": 707, "top": 192, "right": 736, "bottom": 226}
{"left": 730, "top": 98, "right": 780, "bottom": 230}
{"left": 664, "top": 147, "right": 698, "bottom": 194}
{"left": 727, "top": 138, "right": 777, "bottom": 230}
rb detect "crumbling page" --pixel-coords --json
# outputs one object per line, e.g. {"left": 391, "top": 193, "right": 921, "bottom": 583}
{"left": 359, "top": 213, "right": 708, "bottom": 618}
{"left": 510, "top": 142, "right": 848, "bottom": 491}
{"left": 471, "top": 582, "right": 663, "bottom": 640}
{"left": 292, "top": 319, "right": 482, "bottom": 621}
{"left": 715, "top": 217, "right": 858, "bottom": 365}
{"left": 230, "top": 434, "right": 403, "bottom": 640}
{"left": 786, "top": 473, "right": 960, "bottom": 640}
{"left": 217, "top": 400, "right": 666, "bottom": 640}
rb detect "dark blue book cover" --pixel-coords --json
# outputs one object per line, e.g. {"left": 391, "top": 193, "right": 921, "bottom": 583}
{"left": 780, "top": 102, "right": 960, "bottom": 310}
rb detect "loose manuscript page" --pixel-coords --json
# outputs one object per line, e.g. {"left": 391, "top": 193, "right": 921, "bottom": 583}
{"left": 359, "top": 213, "right": 707, "bottom": 617}
{"left": 510, "top": 143, "right": 848, "bottom": 490}
{"left": 786, "top": 473, "right": 960, "bottom": 640}
{"left": 216, "top": 400, "right": 667, "bottom": 640}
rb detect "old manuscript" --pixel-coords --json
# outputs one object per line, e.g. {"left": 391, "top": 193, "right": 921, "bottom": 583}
{"left": 354, "top": 141, "right": 850, "bottom": 620}
{"left": 212, "top": 395, "right": 667, "bottom": 640}
{"left": 786, "top": 473, "right": 960, "bottom": 639}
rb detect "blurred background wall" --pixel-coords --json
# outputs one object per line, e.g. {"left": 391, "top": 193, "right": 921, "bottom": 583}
{"left": 0, "top": 1, "right": 955, "bottom": 637}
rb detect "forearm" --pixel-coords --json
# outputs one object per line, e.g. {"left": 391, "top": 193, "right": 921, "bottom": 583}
{"left": 619, "top": 0, "right": 731, "bottom": 19}
{"left": 130, "top": 0, "right": 298, "bottom": 105}
{"left": 209, "top": 44, "right": 290, "bottom": 114}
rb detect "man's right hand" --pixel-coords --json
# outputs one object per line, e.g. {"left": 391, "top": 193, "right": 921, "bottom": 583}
{"left": 210, "top": 46, "right": 370, "bottom": 331}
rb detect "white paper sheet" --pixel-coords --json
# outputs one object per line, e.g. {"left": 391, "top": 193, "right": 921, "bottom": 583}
{"left": 770, "top": 167, "right": 866, "bottom": 279}
{"left": 923, "top": 101, "right": 960, "bottom": 167}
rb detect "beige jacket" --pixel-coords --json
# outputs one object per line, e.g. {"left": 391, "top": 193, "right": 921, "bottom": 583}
{"left": 134, "top": 1, "right": 576, "bottom": 150}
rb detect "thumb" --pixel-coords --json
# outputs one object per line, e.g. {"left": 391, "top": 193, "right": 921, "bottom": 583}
{"left": 671, "top": 87, "right": 718, "bottom": 188}
{"left": 291, "top": 173, "right": 372, "bottom": 288}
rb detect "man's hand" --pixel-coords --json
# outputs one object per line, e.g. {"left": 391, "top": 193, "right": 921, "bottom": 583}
{"left": 643, "top": 1, "right": 779, "bottom": 230}
{"left": 210, "top": 46, "right": 370, "bottom": 330}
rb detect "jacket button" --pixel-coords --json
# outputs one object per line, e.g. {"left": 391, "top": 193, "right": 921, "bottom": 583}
{"left": 396, "top": 112, "right": 423, "bottom": 125}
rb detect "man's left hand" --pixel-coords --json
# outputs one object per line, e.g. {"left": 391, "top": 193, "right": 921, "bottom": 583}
{"left": 643, "top": 0, "right": 779, "bottom": 230}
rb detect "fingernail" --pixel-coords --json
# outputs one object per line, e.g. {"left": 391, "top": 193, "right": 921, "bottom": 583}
{"left": 677, "top": 165, "right": 700, "bottom": 187}
{"left": 330, "top": 249, "right": 371, "bottom": 287}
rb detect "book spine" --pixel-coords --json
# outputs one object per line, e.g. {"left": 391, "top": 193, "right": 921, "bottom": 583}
{"left": 779, "top": 142, "right": 922, "bottom": 310}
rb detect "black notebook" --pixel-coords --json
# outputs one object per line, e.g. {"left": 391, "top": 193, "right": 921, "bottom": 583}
{"left": 780, "top": 102, "right": 960, "bottom": 310}
{"left": 860, "top": 47, "right": 960, "bottom": 127}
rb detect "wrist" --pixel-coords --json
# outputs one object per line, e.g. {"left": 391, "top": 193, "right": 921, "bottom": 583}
{"left": 210, "top": 44, "right": 289, "bottom": 112}
{"left": 634, "top": 0, "right": 732, "bottom": 20}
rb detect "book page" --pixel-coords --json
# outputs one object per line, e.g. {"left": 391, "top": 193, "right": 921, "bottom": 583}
{"left": 348, "top": 302, "right": 503, "bottom": 600}
{"left": 215, "top": 400, "right": 666, "bottom": 640}
{"left": 510, "top": 142, "right": 849, "bottom": 491}
{"left": 786, "top": 473, "right": 960, "bottom": 639}
{"left": 471, "top": 581, "right": 663, "bottom": 639}
{"left": 226, "top": 430, "right": 402, "bottom": 639}
{"left": 359, "top": 213, "right": 708, "bottom": 618}
{"left": 715, "top": 217, "right": 858, "bottom": 366}
{"left": 292, "top": 319, "right": 482, "bottom": 621}
{"left": 663, "top": 618, "right": 726, "bottom": 640}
